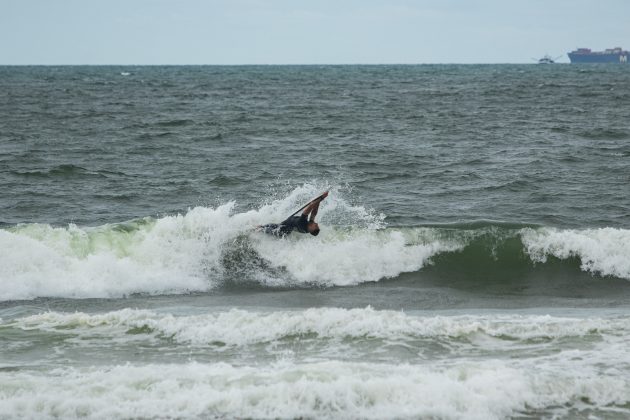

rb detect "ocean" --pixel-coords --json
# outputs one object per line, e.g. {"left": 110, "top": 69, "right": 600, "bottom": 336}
{"left": 1, "top": 64, "right": 629, "bottom": 419}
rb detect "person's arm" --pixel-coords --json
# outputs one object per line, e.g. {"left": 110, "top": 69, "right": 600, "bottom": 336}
{"left": 302, "top": 191, "right": 328, "bottom": 221}
{"left": 308, "top": 201, "right": 320, "bottom": 222}
{"left": 301, "top": 201, "right": 317, "bottom": 218}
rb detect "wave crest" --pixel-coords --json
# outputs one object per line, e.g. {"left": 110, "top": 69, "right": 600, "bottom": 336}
{"left": 1, "top": 185, "right": 629, "bottom": 301}
{"left": 522, "top": 227, "right": 630, "bottom": 279}
{"left": 10, "top": 307, "right": 627, "bottom": 347}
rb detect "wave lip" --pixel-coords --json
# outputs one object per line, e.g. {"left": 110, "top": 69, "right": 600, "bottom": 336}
{"left": 522, "top": 227, "right": 630, "bottom": 279}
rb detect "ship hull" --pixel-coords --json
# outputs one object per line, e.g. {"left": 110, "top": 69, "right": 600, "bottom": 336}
{"left": 568, "top": 53, "right": 629, "bottom": 63}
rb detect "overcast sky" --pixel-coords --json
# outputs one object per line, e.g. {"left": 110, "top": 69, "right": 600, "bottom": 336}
{"left": 1, "top": 0, "right": 629, "bottom": 64}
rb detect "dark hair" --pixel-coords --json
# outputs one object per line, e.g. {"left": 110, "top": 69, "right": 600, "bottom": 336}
{"left": 310, "top": 228, "right": 320, "bottom": 236}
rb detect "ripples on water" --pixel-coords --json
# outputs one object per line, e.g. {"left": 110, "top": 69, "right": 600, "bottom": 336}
{"left": 1, "top": 65, "right": 628, "bottom": 227}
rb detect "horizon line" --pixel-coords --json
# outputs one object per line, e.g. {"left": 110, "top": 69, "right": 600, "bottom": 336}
{"left": 0, "top": 61, "right": 570, "bottom": 66}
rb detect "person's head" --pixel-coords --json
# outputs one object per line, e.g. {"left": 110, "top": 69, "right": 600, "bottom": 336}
{"left": 307, "top": 221, "right": 320, "bottom": 236}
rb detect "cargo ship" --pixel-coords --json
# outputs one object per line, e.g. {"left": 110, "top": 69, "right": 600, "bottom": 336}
{"left": 568, "top": 47, "right": 629, "bottom": 63}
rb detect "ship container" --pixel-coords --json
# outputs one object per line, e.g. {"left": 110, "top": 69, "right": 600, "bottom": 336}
{"left": 568, "top": 47, "right": 629, "bottom": 63}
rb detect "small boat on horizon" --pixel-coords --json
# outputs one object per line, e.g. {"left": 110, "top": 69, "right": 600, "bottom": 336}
{"left": 535, "top": 54, "right": 562, "bottom": 64}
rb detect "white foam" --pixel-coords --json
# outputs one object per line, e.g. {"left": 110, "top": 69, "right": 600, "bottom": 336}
{"left": 1, "top": 359, "right": 628, "bottom": 419}
{"left": 253, "top": 229, "right": 459, "bottom": 286}
{"left": 6, "top": 308, "right": 630, "bottom": 417}
{"left": 11, "top": 307, "right": 629, "bottom": 347}
{"left": 521, "top": 227, "right": 630, "bottom": 279}
{"left": 0, "top": 205, "right": 240, "bottom": 301}
{"left": 3, "top": 184, "right": 628, "bottom": 301}
{"left": 0, "top": 185, "right": 456, "bottom": 300}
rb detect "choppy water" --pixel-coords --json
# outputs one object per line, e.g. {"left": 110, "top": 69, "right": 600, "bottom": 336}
{"left": 1, "top": 65, "right": 630, "bottom": 419}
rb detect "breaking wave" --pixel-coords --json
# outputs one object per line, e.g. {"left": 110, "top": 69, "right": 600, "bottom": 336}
{"left": 9, "top": 307, "right": 629, "bottom": 347}
{"left": 4, "top": 306, "right": 630, "bottom": 419}
{"left": 0, "top": 185, "right": 629, "bottom": 301}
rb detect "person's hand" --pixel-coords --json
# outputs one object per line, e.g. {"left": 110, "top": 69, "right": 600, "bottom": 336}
{"left": 321, "top": 191, "right": 329, "bottom": 200}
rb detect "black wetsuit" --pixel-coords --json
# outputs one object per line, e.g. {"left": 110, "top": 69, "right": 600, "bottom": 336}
{"left": 261, "top": 214, "right": 309, "bottom": 237}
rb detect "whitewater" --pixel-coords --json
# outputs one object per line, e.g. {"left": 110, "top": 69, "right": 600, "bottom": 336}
{"left": 2, "top": 188, "right": 629, "bottom": 302}
{"left": 3, "top": 306, "right": 630, "bottom": 419}
{"left": 3, "top": 190, "right": 630, "bottom": 418}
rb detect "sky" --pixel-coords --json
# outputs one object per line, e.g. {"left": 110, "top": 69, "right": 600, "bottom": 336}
{"left": 1, "top": 0, "right": 629, "bottom": 65}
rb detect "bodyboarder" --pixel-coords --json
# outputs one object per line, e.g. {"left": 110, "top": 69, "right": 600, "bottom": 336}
{"left": 258, "top": 191, "right": 329, "bottom": 237}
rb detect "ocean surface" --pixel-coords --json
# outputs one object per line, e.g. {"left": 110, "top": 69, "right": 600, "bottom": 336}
{"left": 1, "top": 64, "right": 629, "bottom": 419}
